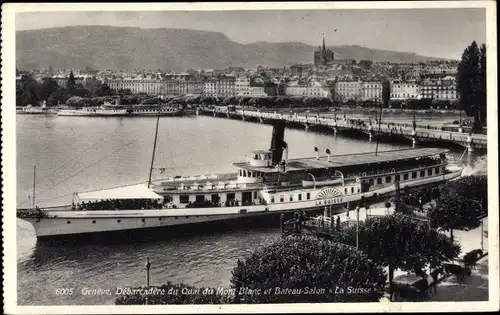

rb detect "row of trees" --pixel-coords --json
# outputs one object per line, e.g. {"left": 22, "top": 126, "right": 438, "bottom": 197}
{"left": 115, "top": 214, "right": 458, "bottom": 304}
{"left": 457, "top": 41, "right": 487, "bottom": 128}
{"left": 16, "top": 72, "right": 115, "bottom": 107}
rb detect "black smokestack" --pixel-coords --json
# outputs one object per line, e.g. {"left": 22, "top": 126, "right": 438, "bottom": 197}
{"left": 270, "top": 120, "right": 286, "bottom": 166}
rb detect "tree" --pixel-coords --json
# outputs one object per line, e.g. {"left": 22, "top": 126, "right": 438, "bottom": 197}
{"left": 67, "top": 71, "right": 76, "bottom": 95}
{"left": 329, "top": 214, "right": 460, "bottom": 300}
{"left": 93, "top": 82, "right": 114, "bottom": 97}
{"left": 37, "top": 77, "right": 60, "bottom": 102}
{"left": 478, "top": 43, "right": 487, "bottom": 125}
{"left": 427, "top": 175, "right": 487, "bottom": 242}
{"left": 457, "top": 41, "right": 486, "bottom": 129}
{"left": 230, "top": 235, "right": 387, "bottom": 303}
{"left": 16, "top": 74, "right": 40, "bottom": 106}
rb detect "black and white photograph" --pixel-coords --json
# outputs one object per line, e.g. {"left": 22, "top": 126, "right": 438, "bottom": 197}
{"left": 2, "top": 2, "right": 498, "bottom": 313}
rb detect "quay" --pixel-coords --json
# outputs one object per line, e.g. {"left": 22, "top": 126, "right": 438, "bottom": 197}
{"left": 198, "top": 108, "right": 487, "bottom": 153}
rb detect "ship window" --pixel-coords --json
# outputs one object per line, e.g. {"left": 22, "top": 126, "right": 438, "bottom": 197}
{"left": 180, "top": 195, "right": 190, "bottom": 203}
{"left": 239, "top": 170, "right": 242, "bottom": 176}
{"left": 290, "top": 195, "right": 293, "bottom": 202}
{"left": 377, "top": 178, "right": 382, "bottom": 185}
{"left": 428, "top": 169, "right": 433, "bottom": 176}
{"left": 403, "top": 173, "right": 409, "bottom": 180}
{"left": 117, "top": 220, "right": 121, "bottom": 223}
{"left": 395, "top": 174, "right": 400, "bottom": 181}
{"left": 195, "top": 195, "right": 204, "bottom": 203}
{"left": 369, "top": 178, "right": 374, "bottom": 185}
{"left": 435, "top": 167, "right": 440, "bottom": 174}
{"left": 344, "top": 188, "right": 347, "bottom": 194}
{"left": 420, "top": 170, "right": 425, "bottom": 177}
{"left": 351, "top": 187, "right": 354, "bottom": 194}
{"left": 412, "top": 172, "right": 417, "bottom": 179}
{"left": 243, "top": 170, "right": 247, "bottom": 177}
{"left": 253, "top": 191, "right": 257, "bottom": 199}
{"left": 298, "top": 194, "right": 302, "bottom": 201}
{"left": 227, "top": 193, "right": 235, "bottom": 201}
{"left": 386, "top": 176, "right": 392, "bottom": 183}
{"left": 280, "top": 196, "right": 284, "bottom": 202}
{"left": 67, "top": 220, "right": 71, "bottom": 224}
{"left": 306, "top": 193, "right": 311, "bottom": 200}
{"left": 142, "top": 219, "right": 145, "bottom": 222}
{"left": 92, "top": 220, "right": 96, "bottom": 224}
{"left": 271, "top": 197, "right": 275, "bottom": 203}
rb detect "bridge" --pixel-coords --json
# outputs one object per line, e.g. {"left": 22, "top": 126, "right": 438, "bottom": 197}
{"left": 198, "top": 108, "right": 487, "bottom": 153}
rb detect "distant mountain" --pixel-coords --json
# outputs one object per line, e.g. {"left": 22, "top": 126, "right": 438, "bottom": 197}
{"left": 16, "top": 26, "right": 443, "bottom": 71}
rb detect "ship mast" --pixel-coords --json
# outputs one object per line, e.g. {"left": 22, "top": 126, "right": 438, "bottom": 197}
{"left": 148, "top": 115, "right": 161, "bottom": 188}
{"left": 32, "top": 165, "right": 36, "bottom": 210}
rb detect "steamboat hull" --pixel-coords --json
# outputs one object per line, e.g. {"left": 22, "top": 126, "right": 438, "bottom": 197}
{"left": 19, "top": 170, "right": 461, "bottom": 242}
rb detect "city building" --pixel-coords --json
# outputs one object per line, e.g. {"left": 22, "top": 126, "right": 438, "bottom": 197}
{"left": 361, "top": 81, "right": 383, "bottom": 102}
{"left": 390, "top": 80, "right": 420, "bottom": 100}
{"left": 235, "top": 75, "right": 250, "bottom": 96}
{"left": 335, "top": 80, "right": 362, "bottom": 102}
{"left": 419, "top": 77, "right": 458, "bottom": 100}
{"left": 290, "top": 64, "right": 313, "bottom": 77}
{"left": 203, "top": 76, "right": 235, "bottom": 97}
{"left": 286, "top": 81, "right": 331, "bottom": 98}
{"left": 314, "top": 35, "right": 335, "bottom": 66}
{"left": 107, "top": 77, "right": 163, "bottom": 95}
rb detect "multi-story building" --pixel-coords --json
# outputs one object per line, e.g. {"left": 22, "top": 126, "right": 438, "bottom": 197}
{"left": 390, "top": 80, "right": 420, "bottom": 100}
{"left": 361, "top": 81, "right": 383, "bottom": 102}
{"left": 286, "top": 81, "right": 331, "bottom": 98}
{"left": 419, "top": 77, "right": 458, "bottom": 100}
{"left": 235, "top": 75, "right": 250, "bottom": 96}
{"left": 335, "top": 80, "right": 362, "bottom": 102}
{"left": 107, "top": 78, "right": 163, "bottom": 95}
{"left": 203, "top": 76, "right": 235, "bottom": 97}
{"left": 290, "top": 64, "right": 313, "bottom": 77}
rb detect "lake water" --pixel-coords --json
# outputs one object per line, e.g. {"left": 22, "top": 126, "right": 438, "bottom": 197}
{"left": 15, "top": 114, "right": 483, "bottom": 305}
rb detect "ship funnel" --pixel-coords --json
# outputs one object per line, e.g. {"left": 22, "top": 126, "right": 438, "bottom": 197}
{"left": 314, "top": 146, "right": 319, "bottom": 160}
{"left": 269, "top": 120, "right": 286, "bottom": 166}
{"left": 326, "top": 148, "right": 331, "bottom": 162}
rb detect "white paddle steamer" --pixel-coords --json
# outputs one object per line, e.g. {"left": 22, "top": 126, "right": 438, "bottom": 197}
{"left": 17, "top": 119, "right": 463, "bottom": 240}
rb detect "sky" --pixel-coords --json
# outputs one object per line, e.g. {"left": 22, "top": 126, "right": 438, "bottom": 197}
{"left": 16, "top": 8, "right": 486, "bottom": 59}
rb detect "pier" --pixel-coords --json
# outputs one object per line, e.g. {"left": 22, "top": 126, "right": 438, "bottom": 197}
{"left": 199, "top": 108, "right": 487, "bottom": 153}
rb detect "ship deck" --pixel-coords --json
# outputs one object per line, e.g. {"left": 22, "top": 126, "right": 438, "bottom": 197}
{"left": 234, "top": 148, "right": 448, "bottom": 173}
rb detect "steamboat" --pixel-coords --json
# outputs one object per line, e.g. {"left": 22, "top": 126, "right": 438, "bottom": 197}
{"left": 16, "top": 102, "right": 57, "bottom": 115}
{"left": 57, "top": 102, "right": 183, "bottom": 117}
{"left": 17, "top": 119, "right": 463, "bottom": 240}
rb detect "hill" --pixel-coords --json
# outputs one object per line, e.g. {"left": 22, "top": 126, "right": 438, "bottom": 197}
{"left": 16, "top": 26, "right": 443, "bottom": 71}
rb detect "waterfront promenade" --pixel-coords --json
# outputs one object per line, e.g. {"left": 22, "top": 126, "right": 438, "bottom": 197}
{"left": 199, "top": 108, "right": 487, "bottom": 152}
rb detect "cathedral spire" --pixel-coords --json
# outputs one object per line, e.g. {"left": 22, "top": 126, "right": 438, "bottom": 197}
{"left": 322, "top": 33, "right": 326, "bottom": 53}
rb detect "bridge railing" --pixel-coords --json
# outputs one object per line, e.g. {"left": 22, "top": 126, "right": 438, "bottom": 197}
{"left": 205, "top": 108, "right": 486, "bottom": 144}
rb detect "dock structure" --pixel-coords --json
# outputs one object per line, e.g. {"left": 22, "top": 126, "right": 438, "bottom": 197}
{"left": 280, "top": 206, "right": 397, "bottom": 239}
{"left": 199, "top": 108, "right": 487, "bottom": 153}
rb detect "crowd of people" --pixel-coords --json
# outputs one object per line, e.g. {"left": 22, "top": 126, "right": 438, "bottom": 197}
{"left": 185, "top": 199, "right": 221, "bottom": 208}
{"left": 16, "top": 206, "right": 47, "bottom": 219}
{"left": 74, "top": 199, "right": 163, "bottom": 211}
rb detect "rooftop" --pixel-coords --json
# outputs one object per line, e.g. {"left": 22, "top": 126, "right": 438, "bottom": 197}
{"left": 234, "top": 148, "right": 447, "bottom": 173}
